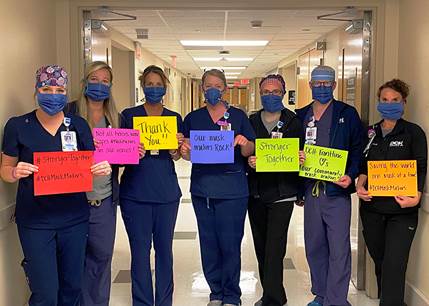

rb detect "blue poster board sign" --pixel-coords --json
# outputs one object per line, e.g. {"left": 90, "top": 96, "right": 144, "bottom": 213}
{"left": 190, "top": 130, "right": 235, "bottom": 164}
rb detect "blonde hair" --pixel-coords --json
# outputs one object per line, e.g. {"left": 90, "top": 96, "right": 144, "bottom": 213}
{"left": 202, "top": 69, "right": 227, "bottom": 88}
{"left": 77, "top": 61, "right": 119, "bottom": 128}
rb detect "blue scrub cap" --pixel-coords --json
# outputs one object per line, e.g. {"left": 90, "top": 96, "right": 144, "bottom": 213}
{"left": 311, "top": 65, "right": 335, "bottom": 82}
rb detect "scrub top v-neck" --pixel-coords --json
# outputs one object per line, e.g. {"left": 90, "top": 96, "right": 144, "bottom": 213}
{"left": 183, "top": 106, "right": 256, "bottom": 199}
{"left": 2, "top": 110, "right": 95, "bottom": 229}
{"left": 120, "top": 105, "right": 183, "bottom": 203}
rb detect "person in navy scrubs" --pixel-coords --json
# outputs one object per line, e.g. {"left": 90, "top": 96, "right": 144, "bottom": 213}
{"left": 180, "top": 69, "right": 256, "bottom": 306}
{"left": 247, "top": 74, "right": 304, "bottom": 306}
{"left": 120, "top": 65, "right": 183, "bottom": 306}
{"left": 71, "top": 61, "right": 120, "bottom": 306}
{"left": 0, "top": 65, "right": 111, "bottom": 306}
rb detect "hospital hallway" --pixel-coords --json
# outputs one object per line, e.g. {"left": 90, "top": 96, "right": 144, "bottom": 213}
{"left": 109, "top": 160, "right": 377, "bottom": 306}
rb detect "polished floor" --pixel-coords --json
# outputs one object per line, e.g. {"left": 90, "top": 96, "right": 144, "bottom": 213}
{"left": 110, "top": 160, "right": 378, "bottom": 306}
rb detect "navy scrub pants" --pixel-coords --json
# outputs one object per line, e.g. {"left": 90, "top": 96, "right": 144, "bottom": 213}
{"left": 120, "top": 199, "right": 179, "bottom": 306}
{"left": 82, "top": 196, "right": 117, "bottom": 306}
{"left": 18, "top": 221, "right": 89, "bottom": 306}
{"left": 304, "top": 187, "right": 352, "bottom": 306}
{"left": 192, "top": 196, "right": 248, "bottom": 306}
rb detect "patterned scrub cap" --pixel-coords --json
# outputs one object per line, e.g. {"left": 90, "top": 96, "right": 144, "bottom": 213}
{"left": 35, "top": 65, "right": 68, "bottom": 88}
{"left": 259, "top": 74, "right": 286, "bottom": 93}
{"left": 311, "top": 65, "right": 335, "bottom": 82}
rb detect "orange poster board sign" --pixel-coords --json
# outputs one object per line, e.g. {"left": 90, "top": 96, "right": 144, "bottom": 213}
{"left": 367, "top": 160, "right": 418, "bottom": 197}
{"left": 33, "top": 151, "right": 93, "bottom": 196}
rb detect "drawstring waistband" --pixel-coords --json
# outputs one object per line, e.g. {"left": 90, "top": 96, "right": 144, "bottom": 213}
{"left": 312, "top": 181, "right": 326, "bottom": 198}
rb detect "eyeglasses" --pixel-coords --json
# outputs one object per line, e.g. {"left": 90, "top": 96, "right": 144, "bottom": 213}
{"left": 311, "top": 81, "right": 334, "bottom": 87}
{"left": 261, "top": 89, "right": 283, "bottom": 96}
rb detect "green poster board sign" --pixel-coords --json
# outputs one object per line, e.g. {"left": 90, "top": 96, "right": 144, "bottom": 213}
{"left": 255, "top": 138, "right": 300, "bottom": 172}
{"left": 299, "top": 144, "right": 348, "bottom": 182}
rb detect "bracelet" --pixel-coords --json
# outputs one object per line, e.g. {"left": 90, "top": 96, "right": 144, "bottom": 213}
{"left": 11, "top": 167, "right": 18, "bottom": 180}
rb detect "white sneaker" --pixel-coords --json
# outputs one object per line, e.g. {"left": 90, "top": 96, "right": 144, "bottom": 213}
{"left": 207, "top": 300, "right": 222, "bottom": 306}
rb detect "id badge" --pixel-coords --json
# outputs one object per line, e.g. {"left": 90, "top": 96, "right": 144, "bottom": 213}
{"left": 150, "top": 150, "right": 159, "bottom": 155}
{"left": 305, "top": 127, "right": 317, "bottom": 142}
{"left": 220, "top": 123, "right": 232, "bottom": 131}
{"left": 271, "top": 131, "right": 283, "bottom": 139}
{"left": 61, "top": 131, "right": 78, "bottom": 151}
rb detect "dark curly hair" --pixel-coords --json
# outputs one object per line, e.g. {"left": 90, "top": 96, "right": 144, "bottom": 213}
{"left": 377, "top": 79, "right": 410, "bottom": 100}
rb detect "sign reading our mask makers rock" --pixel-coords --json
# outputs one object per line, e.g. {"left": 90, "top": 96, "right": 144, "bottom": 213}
{"left": 33, "top": 151, "right": 93, "bottom": 196}
{"left": 93, "top": 128, "right": 140, "bottom": 164}
{"left": 299, "top": 145, "right": 348, "bottom": 182}
{"left": 255, "top": 138, "right": 300, "bottom": 172}
{"left": 190, "top": 130, "right": 234, "bottom": 164}
{"left": 367, "top": 160, "right": 418, "bottom": 197}
{"left": 133, "top": 116, "right": 178, "bottom": 150}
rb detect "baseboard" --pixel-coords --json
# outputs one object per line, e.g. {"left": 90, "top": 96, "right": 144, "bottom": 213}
{"left": 405, "top": 281, "right": 429, "bottom": 306}
{"left": 0, "top": 203, "right": 15, "bottom": 231}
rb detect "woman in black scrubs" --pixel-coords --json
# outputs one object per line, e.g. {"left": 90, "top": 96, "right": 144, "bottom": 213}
{"left": 356, "top": 79, "right": 427, "bottom": 306}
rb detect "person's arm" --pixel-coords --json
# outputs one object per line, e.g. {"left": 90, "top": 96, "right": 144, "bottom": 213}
{"left": 237, "top": 112, "right": 256, "bottom": 158}
{"left": 180, "top": 114, "right": 192, "bottom": 162}
{"left": 356, "top": 174, "right": 372, "bottom": 201}
{"left": 0, "top": 154, "right": 39, "bottom": 183}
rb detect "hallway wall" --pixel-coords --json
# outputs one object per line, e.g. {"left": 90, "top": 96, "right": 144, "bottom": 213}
{"left": 0, "top": 0, "right": 61, "bottom": 304}
{"left": 398, "top": 0, "right": 429, "bottom": 304}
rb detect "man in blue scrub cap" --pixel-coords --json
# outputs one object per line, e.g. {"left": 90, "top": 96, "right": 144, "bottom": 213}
{"left": 296, "top": 65, "right": 363, "bottom": 306}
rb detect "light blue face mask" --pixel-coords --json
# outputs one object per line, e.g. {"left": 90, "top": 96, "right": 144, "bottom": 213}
{"left": 37, "top": 93, "right": 68, "bottom": 116}
{"left": 377, "top": 101, "right": 404, "bottom": 120}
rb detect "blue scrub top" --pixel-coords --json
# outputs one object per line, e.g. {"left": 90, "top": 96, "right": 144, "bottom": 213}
{"left": 120, "top": 105, "right": 183, "bottom": 204}
{"left": 1, "top": 110, "right": 94, "bottom": 229}
{"left": 183, "top": 105, "right": 256, "bottom": 199}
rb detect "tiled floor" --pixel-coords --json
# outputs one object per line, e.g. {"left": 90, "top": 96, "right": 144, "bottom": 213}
{"left": 110, "top": 160, "right": 378, "bottom": 306}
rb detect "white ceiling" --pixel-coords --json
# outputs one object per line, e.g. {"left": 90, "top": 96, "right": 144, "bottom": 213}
{"left": 100, "top": 9, "right": 349, "bottom": 79}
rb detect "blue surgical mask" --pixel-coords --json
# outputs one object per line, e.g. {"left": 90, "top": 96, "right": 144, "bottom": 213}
{"left": 261, "top": 94, "right": 285, "bottom": 113}
{"left": 377, "top": 101, "right": 404, "bottom": 120}
{"left": 85, "top": 82, "right": 111, "bottom": 101}
{"left": 143, "top": 86, "right": 166, "bottom": 104}
{"left": 37, "top": 93, "right": 68, "bottom": 116}
{"left": 312, "top": 85, "right": 334, "bottom": 104}
{"left": 204, "top": 87, "right": 222, "bottom": 106}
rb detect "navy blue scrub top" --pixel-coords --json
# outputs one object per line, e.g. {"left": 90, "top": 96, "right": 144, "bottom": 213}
{"left": 183, "top": 105, "right": 256, "bottom": 199}
{"left": 120, "top": 105, "right": 183, "bottom": 204}
{"left": 1, "top": 110, "right": 95, "bottom": 229}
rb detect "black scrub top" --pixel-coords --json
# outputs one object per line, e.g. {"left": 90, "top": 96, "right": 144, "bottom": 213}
{"left": 2, "top": 110, "right": 95, "bottom": 229}
{"left": 183, "top": 105, "right": 256, "bottom": 199}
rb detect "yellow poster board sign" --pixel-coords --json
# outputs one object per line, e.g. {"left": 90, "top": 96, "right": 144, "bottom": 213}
{"left": 133, "top": 116, "right": 178, "bottom": 150}
{"left": 255, "top": 138, "right": 300, "bottom": 172}
{"left": 367, "top": 160, "right": 418, "bottom": 196}
{"left": 299, "top": 145, "right": 348, "bottom": 182}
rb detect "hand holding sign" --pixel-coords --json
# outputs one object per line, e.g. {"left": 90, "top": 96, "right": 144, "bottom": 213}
{"left": 133, "top": 116, "right": 178, "bottom": 150}
{"left": 33, "top": 151, "right": 93, "bottom": 196}
{"left": 299, "top": 145, "right": 348, "bottom": 182}
{"left": 93, "top": 128, "right": 140, "bottom": 164}
{"left": 190, "top": 130, "right": 234, "bottom": 164}
{"left": 255, "top": 138, "right": 300, "bottom": 172}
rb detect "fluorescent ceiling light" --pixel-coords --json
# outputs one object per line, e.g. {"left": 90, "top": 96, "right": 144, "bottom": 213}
{"left": 201, "top": 66, "right": 246, "bottom": 70}
{"left": 181, "top": 40, "right": 268, "bottom": 47}
{"left": 225, "top": 57, "right": 254, "bottom": 62}
{"left": 194, "top": 57, "right": 222, "bottom": 61}
{"left": 224, "top": 72, "right": 241, "bottom": 75}
{"left": 226, "top": 76, "right": 238, "bottom": 79}
{"left": 194, "top": 57, "right": 254, "bottom": 62}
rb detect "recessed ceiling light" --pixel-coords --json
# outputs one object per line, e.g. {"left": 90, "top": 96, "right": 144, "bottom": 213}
{"left": 201, "top": 66, "right": 246, "bottom": 70}
{"left": 194, "top": 57, "right": 254, "bottom": 62}
{"left": 181, "top": 40, "right": 268, "bottom": 47}
{"left": 225, "top": 57, "right": 254, "bottom": 62}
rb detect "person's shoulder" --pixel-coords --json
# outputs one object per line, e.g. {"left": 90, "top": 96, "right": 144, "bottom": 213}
{"left": 184, "top": 106, "right": 206, "bottom": 120}
{"left": 403, "top": 119, "right": 426, "bottom": 137}
{"left": 163, "top": 107, "right": 182, "bottom": 120}
{"left": 229, "top": 106, "right": 248, "bottom": 119}
{"left": 122, "top": 104, "right": 143, "bottom": 116}
{"left": 5, "top": 110, "right": 35, "bottom": 126}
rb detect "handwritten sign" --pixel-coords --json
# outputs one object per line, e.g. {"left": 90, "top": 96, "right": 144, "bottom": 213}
{"left": 133, "top": 116, "right": 177, "bottom": 150}
{"left": 255, "top": 138, "right": 300, "bottom": 172}
{"left": 190, "top": 130, "right": 234, "bottom": 164}
{"left": 368, "top": 160, "right": 418, "bottom": 196}
{"left": 299, "top": 145, "right": 348, "bottom": 182}
{"left": 34, "top": 151, "right": 93, "bottom": 196}
{"left": 93, "top": 128, "right": 140, "bottom": 164}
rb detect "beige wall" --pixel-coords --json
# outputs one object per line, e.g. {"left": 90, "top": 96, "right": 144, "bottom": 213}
{"left": 398, "top": 0, "right": 429, "bottom": 303}
{"left": 0, "top": 0, "right": 62, "bottom": 304}
{"left": 111, "top": 46, "right": 134, "bottom": 113}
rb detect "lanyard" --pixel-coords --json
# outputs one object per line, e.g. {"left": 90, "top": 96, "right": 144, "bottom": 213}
{"left": 63, "top": 117, "right": 71, "bottom": 131}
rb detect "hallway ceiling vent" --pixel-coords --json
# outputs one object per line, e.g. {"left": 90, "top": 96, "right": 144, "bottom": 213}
{"left": 219, "top": 50, "right": 230, "bottom": 55}
{"left": 136, "top": 29, "right": 149, "bottom": 40}
{"left": 250, "top": 20, "right": 263, "bottom": 28}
